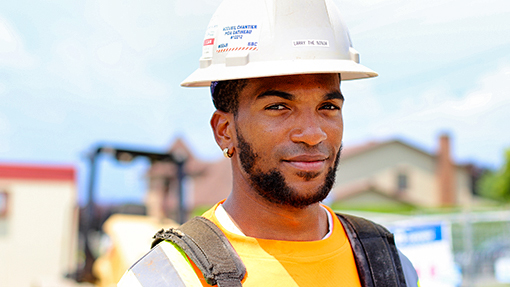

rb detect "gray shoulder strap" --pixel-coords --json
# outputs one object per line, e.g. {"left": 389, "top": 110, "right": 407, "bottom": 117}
{"left": 336, "top": 213, "right": 408, "bottom": 287}
{"left": 152, "top": 216, "right": 246, "bottom": 287}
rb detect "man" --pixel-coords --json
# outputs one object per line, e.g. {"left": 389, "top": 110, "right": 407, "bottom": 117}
{"left": 119, "top": 0, "right": 419, "bottom": 286}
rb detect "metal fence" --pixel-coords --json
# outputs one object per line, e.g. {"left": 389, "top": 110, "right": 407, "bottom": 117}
{"left": 451, "top": 211, "right": 510, "bottom": 287}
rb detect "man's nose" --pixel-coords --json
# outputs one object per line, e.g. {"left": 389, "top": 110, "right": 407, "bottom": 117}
{"left": 289, "top": 113, "right": 327, "bottom": 146}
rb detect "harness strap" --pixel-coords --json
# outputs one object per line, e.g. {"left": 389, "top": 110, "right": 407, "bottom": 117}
{"left": 152, "top": 217, "right": 246, "bottom": 287}
{"left": 336, "top": 213, "right": 407, "bottom": 287}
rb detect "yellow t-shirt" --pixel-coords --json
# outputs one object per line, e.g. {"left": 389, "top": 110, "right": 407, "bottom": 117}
{"left": 193, "top": 203, "right": 362, "bottom": 287}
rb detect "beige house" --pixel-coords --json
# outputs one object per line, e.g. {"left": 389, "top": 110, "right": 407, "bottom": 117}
{"left": 0, "top": 163, "right": 78, "bottom": 287}
{"left": 146, "top": 134, "right": 473, "bottom": 218}
{"left": 329, "top": 134, "right": 473, "bottom": 209}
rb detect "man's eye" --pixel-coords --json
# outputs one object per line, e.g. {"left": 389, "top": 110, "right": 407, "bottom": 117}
{"left": 320, "top": 104, "right": 340, "bottom": 110}
{"left": 266, "top": 104, "right": 287, "bottom": 110}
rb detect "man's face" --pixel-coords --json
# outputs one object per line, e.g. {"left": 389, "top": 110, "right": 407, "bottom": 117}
{"left": 232, "top": 74, "right": 344, "bottom": 208}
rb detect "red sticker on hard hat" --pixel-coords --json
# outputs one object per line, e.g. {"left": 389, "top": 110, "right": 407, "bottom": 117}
{"left": 202, "top": 24, "right": 218, "bottom": 58}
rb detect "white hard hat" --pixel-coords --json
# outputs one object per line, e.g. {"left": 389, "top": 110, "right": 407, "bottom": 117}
{"left": 181, "top": 0, "right": 377, "bottom": 87}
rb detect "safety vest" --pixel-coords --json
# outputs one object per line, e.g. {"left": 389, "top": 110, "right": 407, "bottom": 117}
{"left": 118, "top": 214, "right": 418, "bottom": 287}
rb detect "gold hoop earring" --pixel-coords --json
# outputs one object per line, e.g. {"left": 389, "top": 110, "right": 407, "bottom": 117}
{"left": 223, "top": 148, "right": 233, "bottom": 158}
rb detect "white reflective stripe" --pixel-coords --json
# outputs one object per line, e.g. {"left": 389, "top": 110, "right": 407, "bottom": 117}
{"left": 118, "top": 270, "right": 143, "bottom": 287}
{"left": 131, "top": 245, "right": 187, "bottom": 286}
{"left": 119, "top": 243, "right": 203, "bottom": 287}
{"left": 159, "top": 242, "right": 204, "bottom": 287}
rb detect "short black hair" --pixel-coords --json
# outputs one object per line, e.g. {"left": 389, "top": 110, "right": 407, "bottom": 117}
{"left": 210, "top": 79, "right": 247, "bottom": 115}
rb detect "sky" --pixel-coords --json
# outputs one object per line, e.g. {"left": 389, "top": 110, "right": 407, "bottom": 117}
{"left": 1, "top": 0, "right": 509, "bottom": 204}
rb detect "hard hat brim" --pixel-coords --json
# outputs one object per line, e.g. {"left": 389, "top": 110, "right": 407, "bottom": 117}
{"left": 181, "top": 59, "right": 378, "bottom": 87}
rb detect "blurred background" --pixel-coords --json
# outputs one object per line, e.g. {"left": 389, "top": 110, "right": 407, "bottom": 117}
{"left": 0, "top": 0, "right": 509, "bottom": 286}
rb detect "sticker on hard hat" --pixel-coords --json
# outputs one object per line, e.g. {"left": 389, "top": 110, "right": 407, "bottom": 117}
{"left": 202, "top": 24, "right": 218, "bottom": 58}
{"left": 215, "top": 24, "right": 260, "bottom": 53}
{"left": 293, "top": 40, "right": 330, "bottom": 47}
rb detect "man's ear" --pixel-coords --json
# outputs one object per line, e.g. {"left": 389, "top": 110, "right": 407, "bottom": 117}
{"left": 210, "top": 110, "right": 234, "bottom": 150}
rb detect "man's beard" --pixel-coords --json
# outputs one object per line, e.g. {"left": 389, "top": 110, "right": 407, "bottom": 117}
{"left": 237, "top": 130, "right": 341, "bottom": 209}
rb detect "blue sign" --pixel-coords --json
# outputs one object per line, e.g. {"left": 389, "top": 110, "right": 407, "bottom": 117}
{"left": 391, "top": 224, "right": 443, "bottom": 246}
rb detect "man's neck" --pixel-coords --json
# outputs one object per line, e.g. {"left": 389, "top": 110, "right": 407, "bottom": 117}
{"left": 222, "top": 188, "right": 329, "bottom": 241}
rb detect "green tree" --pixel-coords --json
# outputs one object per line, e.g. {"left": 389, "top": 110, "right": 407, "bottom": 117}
{"left": 478, "top": 148, "right": 510, "bottom": 202}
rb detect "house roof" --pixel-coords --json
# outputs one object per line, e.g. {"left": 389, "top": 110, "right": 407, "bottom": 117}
{"left": 342, "top": 139, "right": 434, "bottom": 160}
{"left": 0, "top": 163, "right": 75, "bottom": 181}
{"left": 342, "top": 138, "right": 469, "bottom": 169}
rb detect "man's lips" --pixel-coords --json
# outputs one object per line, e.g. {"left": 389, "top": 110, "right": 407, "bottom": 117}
{"left": 282, "top": 154, "right": 329, "bottom": 171}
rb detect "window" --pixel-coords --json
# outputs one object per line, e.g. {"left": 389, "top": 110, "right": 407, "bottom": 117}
{"left": 0, "top": 191, "right": 8, "bottom": 236}
{"left": 0, "top": 191, "right": 7, "bottom": 218}
{"left": 397, "top": 173, "right": 408, "bottom": 193}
